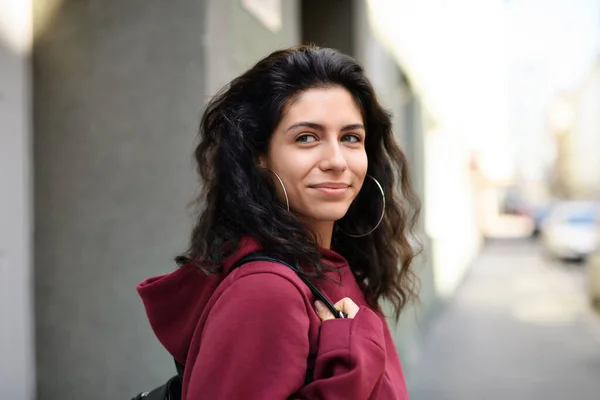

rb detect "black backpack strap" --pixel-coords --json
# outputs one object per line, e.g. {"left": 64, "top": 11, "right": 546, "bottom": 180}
{"left": 229, "top": 252, "right": 344, "bottom": 319}
{"left": 174, "top": 359, "right": 184, "bottom": 381}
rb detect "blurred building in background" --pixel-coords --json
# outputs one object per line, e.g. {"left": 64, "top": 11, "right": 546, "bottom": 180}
{"left": 507, "top": 0, "right": 600, "bottom": 211}
{"left": 566, "top": 57, "right": 600, "bottom": 199}
{"left": 0, "top": 0, "right": 513, "bottom": 398}
{"left": 545, "top": 59, "right": 600, "bottom": 202}
{"left": 547, "top": 92, "right": 575, "bottom": 198}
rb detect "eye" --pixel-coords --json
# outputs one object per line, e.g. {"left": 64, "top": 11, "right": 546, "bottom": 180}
{"left": 341, "top": 134, "right": 362, "bottom": 143}
{"left": 296, "top": 134, "right": 317, "bottom": 143}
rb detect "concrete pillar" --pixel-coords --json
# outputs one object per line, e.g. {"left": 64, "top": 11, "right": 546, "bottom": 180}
{"left": 0, "top": 1, "right": 35, "bottom": 398}
{"left": 32, "top": 1, "right": 206, "bottom": 398}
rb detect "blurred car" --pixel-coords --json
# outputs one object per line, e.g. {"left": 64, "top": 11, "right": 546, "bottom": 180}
{"left": 540, "top": 201, "right": 599, "bottom": 261}
{"left": 502, "top": 186, "right": 529, "bottom": 216}
{"left": 530, "top": 202, "right": 554, "bottom": 238}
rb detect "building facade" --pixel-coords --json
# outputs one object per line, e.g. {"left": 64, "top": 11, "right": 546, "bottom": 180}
{"left": 567, "top": 57, "right": 600, "bottom": 198}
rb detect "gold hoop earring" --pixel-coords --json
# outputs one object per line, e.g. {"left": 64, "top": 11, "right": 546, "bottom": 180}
{"left": 264, "top": 168, "right": 290, "bottom": 212}
{"left": 338, "top": 174, "right": 385, "bottom": 238}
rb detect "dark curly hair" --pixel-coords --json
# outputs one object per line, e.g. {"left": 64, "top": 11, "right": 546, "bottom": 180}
{"left": 176, "top": 45, "right": 421, "bottom": 319}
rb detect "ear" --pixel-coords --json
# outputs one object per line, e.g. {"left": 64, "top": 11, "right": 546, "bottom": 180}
{"left": 257, "top": 154, "right": 267, "bottom": 168}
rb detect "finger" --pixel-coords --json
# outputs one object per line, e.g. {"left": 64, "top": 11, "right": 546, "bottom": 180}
{"left": 334, "top": 297, "right": 360, "bottom": 319}
{"left": 314, "top": 300, "right": 335, "bottom": 321}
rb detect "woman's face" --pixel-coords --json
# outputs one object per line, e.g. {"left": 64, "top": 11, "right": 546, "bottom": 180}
{"left": 260, "top": 86, "right": 368, "bottom": 226}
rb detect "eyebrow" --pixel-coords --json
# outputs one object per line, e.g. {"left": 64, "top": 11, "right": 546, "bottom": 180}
{"left": 286, "top": 122, "right": 365, "bottom": 132}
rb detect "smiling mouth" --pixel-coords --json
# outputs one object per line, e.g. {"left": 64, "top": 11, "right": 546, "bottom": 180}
{"left": 310, "top": 183, "right": 350, "bottom": 189}
{"left": 309, "top": 183, "right": 350, "bottom": 197}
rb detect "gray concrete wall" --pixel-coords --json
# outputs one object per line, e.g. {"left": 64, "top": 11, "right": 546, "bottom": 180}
{"left": 32, "top": 1, "right": 206, "bottom": 398}
{"left": 0, "top": 1, "right": 35, "bottom": 398}
{"left": 206, "top": 0, "right": 299, "bottom": 96}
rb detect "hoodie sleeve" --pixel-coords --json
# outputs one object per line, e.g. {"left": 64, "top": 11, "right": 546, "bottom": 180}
{"left": 296, "top": 307, "right": 389, "bottom": 400}
{"left": 184, "top": 272, "right": 389, "bottom": 400}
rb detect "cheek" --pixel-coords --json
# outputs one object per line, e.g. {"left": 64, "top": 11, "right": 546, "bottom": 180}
{"left": 349, "top": 153, "right": 368, "bottom": 196}
{"left": 352, "top": 151, "right": 369, "bottom": 179}
{"left": 268, "top": 150, "right": 307, "bottom": 187}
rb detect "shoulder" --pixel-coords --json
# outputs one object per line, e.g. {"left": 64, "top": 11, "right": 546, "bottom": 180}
{"left": 214, "top": 259, "right": 313, "bottom": 312}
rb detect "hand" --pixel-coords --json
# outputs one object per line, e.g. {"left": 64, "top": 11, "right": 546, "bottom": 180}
{"left": 315, "top": 297, "right": 360, "bottom": 321}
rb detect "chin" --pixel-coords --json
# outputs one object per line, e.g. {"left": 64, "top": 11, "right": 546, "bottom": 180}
{"left": 308, "top": 207, "right": 350, "bottom": 222}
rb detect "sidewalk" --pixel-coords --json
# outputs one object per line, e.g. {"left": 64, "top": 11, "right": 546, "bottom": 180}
{"left": 408, "top": 239, "right": 600, "bottom": 400}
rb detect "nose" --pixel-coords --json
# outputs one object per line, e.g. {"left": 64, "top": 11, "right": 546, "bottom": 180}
{"left": 319, "top": 141, "right": 348, "bottom": 172}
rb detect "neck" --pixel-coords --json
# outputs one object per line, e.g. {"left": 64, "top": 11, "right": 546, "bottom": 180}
{"left": 305, "top": 219, "right": 334, "bottom": 249}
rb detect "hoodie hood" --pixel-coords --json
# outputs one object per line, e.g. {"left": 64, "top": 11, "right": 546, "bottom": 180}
{"left": 137, "top": 236, "right": 348, "bottom": 363}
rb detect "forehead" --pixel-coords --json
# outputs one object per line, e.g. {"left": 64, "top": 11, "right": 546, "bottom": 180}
{"left": 281, "top": 87, "right": 363, "bottom": 124}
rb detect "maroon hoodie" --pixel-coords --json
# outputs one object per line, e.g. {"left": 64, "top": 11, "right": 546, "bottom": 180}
{"left": 137, "top": 237, "right": 409, "bottom": 399}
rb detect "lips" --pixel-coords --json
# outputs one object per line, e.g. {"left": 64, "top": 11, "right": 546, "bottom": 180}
{"left": 310, "top": 182, "right": 350, "bottom": 189}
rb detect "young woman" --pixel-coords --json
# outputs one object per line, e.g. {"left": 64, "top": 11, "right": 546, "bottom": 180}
{"left": 138, "top": 45, "right": 420, "bottom": 399}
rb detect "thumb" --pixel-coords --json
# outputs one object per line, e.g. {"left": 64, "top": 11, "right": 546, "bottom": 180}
{"left": 314, "top": 300, "right": 334, "bottom": 321}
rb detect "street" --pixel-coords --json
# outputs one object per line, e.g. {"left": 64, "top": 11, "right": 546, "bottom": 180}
{"left": 408, "top": 239, "right": 600, "bottom": 400}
